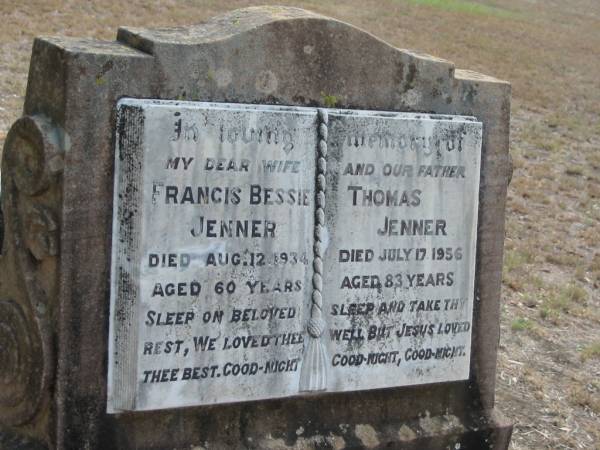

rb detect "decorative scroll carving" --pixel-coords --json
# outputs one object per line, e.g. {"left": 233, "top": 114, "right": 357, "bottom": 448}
{"left": 4, "top": 116, "right": 64, "bottom": 196}
{"left": 0, "top": 299, "right": 45, "bottom": 426}
{"left": 22, "top": 204, "right": 59, "bottom": 262}
{"left": 0, "top": 115, "right": 63, "bottom": 426}
{"left": 299, "top": 108, "right": 329, "bottom": 392}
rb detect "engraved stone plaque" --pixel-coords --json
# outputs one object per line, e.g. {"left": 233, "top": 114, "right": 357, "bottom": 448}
{"left": 108, "top": 100, "right": 482, "bottom": 412}
{"left": 322, "top": 110, "right": 482, "bottom": 391}
{"left": 108, "top": 100, "right": 317, "bottom": 412}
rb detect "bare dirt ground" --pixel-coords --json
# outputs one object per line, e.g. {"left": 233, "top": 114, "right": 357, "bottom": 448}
{"left": 1, "top": 0, "right": 598, "bottom": 448}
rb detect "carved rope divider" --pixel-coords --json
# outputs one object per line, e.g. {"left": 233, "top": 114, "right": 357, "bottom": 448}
{"left": 299, "top": 108, "right": 329, "bottom": 392}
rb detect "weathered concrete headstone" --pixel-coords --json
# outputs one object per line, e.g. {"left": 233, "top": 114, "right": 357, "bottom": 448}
{"left": 0, "top": 6, "right": 512, "bottom": 449}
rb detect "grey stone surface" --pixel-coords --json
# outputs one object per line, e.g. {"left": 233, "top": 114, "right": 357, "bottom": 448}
{"left": 0, "top": 6, "right": 512, "bottom": 449}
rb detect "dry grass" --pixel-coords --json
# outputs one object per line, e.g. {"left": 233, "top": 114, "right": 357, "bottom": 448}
{"left": 581, "top": 343, "right": 600, "bottom": 362}
{"left": 1, "top": 0, "right": 600, "bottom": 448}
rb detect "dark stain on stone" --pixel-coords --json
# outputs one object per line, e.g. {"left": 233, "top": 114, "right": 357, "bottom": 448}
{"left": 97, "top": 416, "right": 120, "bottom": 450}
{"left": 95, "top": 60, "right": 115, "bottom": 85}
{"left": 238, "top": 404, "right": 251, "bottom": 443}
{"left": 291, "top": 94, "right": 321, "bottom": 107}
{"left": 395, "top": 61, "right": 405, "bottom": 87}
{"left": 99, "top": 60, "right": 114, "bottom": 78}
{"left": 464, "top": 84, "right": 478, "bottom": 105}
{"left": 61, "top": 394, "right": 105, "bottom": 450}
{"left": 403, "top": 62, "right": 418, "bottom": 93}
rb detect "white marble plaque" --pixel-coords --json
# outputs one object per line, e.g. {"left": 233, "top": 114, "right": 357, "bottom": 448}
{"left": 108, "top": 100, "right": 317, "bottom": 412}
{"left": 322, "top": 110, "right": 481, "bottom": 391}
{"left": 108, "top": 100, "right": 482, "bottom": 412}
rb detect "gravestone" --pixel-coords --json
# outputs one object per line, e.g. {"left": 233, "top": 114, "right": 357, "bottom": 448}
{"left": 0, "top": 6, "right": 513, "bottom": 450}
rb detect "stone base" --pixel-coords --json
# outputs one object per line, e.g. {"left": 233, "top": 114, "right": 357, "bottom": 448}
{"left": 251, "top": 408, "right": 513, "bottom": 450}
{"left": 378, "top": 409, "right": 512, "bottom": 450}
{"left": 1, "top": 406, "right": 511, "bottom": 449}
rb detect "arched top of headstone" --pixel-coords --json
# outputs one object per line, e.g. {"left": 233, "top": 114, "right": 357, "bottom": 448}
{"left": 118, "top": 6, "right": 326, "bottom": 48}
{"left": 114, "top": 6, "right": 507, "bottom": 112}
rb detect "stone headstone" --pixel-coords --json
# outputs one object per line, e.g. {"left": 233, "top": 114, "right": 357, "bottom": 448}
{"left": 0, "top": 6, "right": 512, "bottom": 449}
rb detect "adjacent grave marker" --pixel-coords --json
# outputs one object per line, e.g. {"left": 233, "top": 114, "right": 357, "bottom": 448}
{"left": 0, "top": 6, "right": 513, "bottom": 449}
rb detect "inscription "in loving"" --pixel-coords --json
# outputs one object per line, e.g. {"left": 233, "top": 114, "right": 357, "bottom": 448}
{"left": 172, "top": 116, "right": 295, "bottom": 153}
